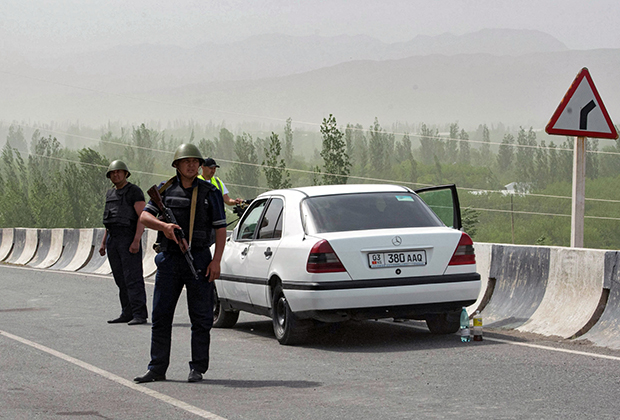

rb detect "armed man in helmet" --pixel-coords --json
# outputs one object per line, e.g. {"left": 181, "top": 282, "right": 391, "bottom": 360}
{"left": 135, "top": 144, "right": 226, "bottom": 384}
{"left": 99, "top": 160, "right": 148, "bottom": 326}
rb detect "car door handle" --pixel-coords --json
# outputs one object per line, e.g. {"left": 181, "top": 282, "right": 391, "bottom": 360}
{"left": 264, "top": 247, "right": 273, "bottom": 258}
{"left": 241, "top": 247, "right": 249, "bottom": 256}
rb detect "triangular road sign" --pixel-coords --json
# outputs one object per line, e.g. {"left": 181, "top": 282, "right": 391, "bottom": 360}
{"left": 546, "top": 67, "right": 618, "bottom": 139}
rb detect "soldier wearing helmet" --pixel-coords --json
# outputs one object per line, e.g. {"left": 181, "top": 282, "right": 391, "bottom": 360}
{"left": 135, "top": 143, "right": 226, "bottom": 384}
{"left": 100, "top": 160, "right": 148, "bottom": 326}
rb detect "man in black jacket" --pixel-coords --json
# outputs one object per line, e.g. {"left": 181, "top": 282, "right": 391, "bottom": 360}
{"left": 134, "top": 144, "right": 227, "bottom": 383}
{"left": 100, "top": 160, "right": 148, "bottom": 325}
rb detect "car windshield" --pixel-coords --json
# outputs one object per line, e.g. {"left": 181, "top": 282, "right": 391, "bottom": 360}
{"left": 303, "top": 192, "right": 443, "bottom": 233}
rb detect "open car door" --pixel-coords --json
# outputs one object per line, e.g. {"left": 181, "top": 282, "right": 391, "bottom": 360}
{"left": 414, "top": 184, "right": 462, "bottom": 230}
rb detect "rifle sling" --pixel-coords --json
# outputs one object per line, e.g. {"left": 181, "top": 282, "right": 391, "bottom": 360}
{"left": 158, "top": 176, "right": 198, "bottom": 247}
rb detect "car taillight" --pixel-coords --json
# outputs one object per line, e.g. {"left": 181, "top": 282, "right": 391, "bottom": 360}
{"left": 448, "top": 232, "right": 476, "bottom": 265}
{"left": 307, "top": 239, "right": 346, "bottom": 273}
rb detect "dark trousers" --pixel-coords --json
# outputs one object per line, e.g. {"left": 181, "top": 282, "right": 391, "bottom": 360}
{"left": 148, "top": 248, "right": 214, "bottom": 375}
{"left": 107, "top": 232, "right": 148, "bottom": 320}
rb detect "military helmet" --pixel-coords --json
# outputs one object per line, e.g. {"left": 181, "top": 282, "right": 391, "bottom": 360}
{"left": 172, "top": 143, "right": 205, "bottom": 167}
{"left": 106, "top": 160, "right": 131, "bottom": 178}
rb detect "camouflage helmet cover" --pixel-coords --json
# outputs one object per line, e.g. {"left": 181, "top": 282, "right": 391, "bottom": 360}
{"left": 106, "top": 160, "right": 131, "bottom": 178}
{"left": 172, "top": 143, "right": 205, "bottom": 167}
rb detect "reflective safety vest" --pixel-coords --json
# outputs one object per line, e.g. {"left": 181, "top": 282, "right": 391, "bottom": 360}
{"left": 198, "top": 175, "right": 224, "bottom": 194}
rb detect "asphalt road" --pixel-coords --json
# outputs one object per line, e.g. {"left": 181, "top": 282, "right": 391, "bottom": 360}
{"left": 2, "top": 264, "right": 620, "bottom": 420}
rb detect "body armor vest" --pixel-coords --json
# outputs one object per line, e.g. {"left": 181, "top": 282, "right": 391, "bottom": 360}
{"left": 156, "top": 179, "right": 214, "bottom": 252}
{"left": 103, "top": 184, "right": 139, "bottom": 228}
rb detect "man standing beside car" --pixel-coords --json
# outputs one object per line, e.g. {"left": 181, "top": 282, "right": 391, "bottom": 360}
{"left": 134, "top": 144, "right": 227, "bottom": 383}
{"left": 100, "top": 160, "right": 148, "bottom": 326}
{"left": 199, "top": 157, "right": 243, "bottom": 206}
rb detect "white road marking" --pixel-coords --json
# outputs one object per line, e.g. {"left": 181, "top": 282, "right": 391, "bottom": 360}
{"left": 0, "top": 329, "right": 227, "bottom": 420}
{"left": 4, "top": 266, "right": 619, "bottom": 363}
{"left": 484, "top": 336, "right": 620, "bottom": 361}
{"left": 400, "top": 322, "right": 620, "bottom": 361}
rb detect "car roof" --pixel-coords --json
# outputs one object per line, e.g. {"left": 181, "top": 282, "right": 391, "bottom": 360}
{"left": 258, "top": 184, "right": 412, "bottom": 199}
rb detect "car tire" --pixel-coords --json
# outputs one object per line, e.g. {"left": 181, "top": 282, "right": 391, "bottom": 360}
{"left": 425, "top": 311, "right": 460, "bottom": 334}
{"left": 271, "top": 284, "right": 311, "bottom": 345}
{"left": 213, "top": 285, "right": 240, "bottom": 328}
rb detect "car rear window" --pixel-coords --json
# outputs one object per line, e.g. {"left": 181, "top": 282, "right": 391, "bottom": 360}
{"left": 303, "top": 192, "right": 443, "bottom": 233}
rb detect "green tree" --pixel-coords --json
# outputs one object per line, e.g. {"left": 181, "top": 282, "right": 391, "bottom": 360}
{"left": 126, "top": 124, "right": 159, "bottom": 187}
{"left": 533, "top": 140, "right": 549, "bottom": 190}
{"left": 586, "top": 138, "right": 599, "bottom": 180}
{"left": 283, "top": 117, "right": 294, "bottom": 165}
{"left": 78, "top": 148, "right": 110, "bottom": 226}
{"left": 350, "top": 124, "right": 367, "bottom": 174}
{"left": 559, "top": 139, "right": 574, "bottom": 183}
{"left": 459, "top": 129, "right": 471, "bottom": 165}
{"left": 480, "top": 124, "right": 491, "bottom": 163}
{"left": 198, "top": 137, "right": 216, "bottom": 159}
{"left": 6, "top": 123, "right": 28, "bottom": 157}
{"left": 216, "top": 128, "right": 236, "bottom": 161}
{"left": 262, "top": 132, "right": 291, "bottom": 190}
{"left": 368, "top": 118, "right": 387, "bottom": 177}
{"left": 229, "top": 133, "right": 260, "bottom": 198}
{"left": 461, "top": 207, "right": 481, "bottom": 239}
{"left": 28, "top": 133, "right": 65, "bottom": 227}
{"left": 395, "top": 133, "right": 417, "bottom": 184}
{"left": 345, "top": 124, "right": 355, "bottom": 166}
{"left": 320, "top": 114, "right": 350, "bottom": 185}
{"left": 547, "top": 141, "right": 560, "bottom": 184}
{"left": 311, "top": 165, "right": 322, "bottom": 186}
{"left": 0, "top": 143, "right": 33, "bottom": 227}
{"left": 418, "top": 124, "right": 441, "bottom": 163}
{"left": 497, "top": 133, "right": 514, "bottom": 172}
{"left": 60, "top": 148, "right": 110, "bottom": 228}
{"left": 446, "top": 123, "right": 459, "bottom": 163}
{"left": 515, "top": 127, "right": 537, "bottom": 187}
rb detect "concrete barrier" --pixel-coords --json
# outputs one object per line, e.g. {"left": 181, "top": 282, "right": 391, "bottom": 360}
{"left": 468, "top": 242, "right": 492, "bottom": 315}
{"left": 6, "top": 226, "right": 620, "bottom": 350}
{"left": 6, "top": 228, "right": 39, "bottom": 265}
{"left": 516, "top": 247, "right": 606, "bottom": 338}
{"left": 0, "top": 228, "right": 14, "bottom": 261}
{"left": 143, "top": 228, "right": 158, "bottom": 278}
{"left": 28, "top": 228, "right": 65, "bottom": 269}
{"left": 79, "top": 228, "right": 112, "bottom": 275}
{"left": 576, "top": 251, "right": 620, "bottom": 350}
{"left": 50, "top": 229, "right": 95, "bottom": 272}
{"left": 480, "top": 244, "right": 550, "bottom": 329}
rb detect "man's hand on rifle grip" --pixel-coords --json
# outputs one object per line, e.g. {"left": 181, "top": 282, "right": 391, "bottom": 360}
{"left": 163, "top": 223, "right": 182, "bottom": 244}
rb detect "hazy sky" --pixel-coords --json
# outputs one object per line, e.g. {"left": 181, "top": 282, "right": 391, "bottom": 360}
{"left": 1, "top": 0, "right": 619, "bottom": 59}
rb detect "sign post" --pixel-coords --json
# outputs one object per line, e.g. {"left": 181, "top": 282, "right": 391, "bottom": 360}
{"left": 571, "top": 137, "right": 586, "bottom": 248}
{"left": 545, "top": 67, "right": 618, "bottom": 248}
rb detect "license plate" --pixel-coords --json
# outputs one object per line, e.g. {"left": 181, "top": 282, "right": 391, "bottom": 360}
{"left": 368, "top": 250, "right": 427, "bottom": 268}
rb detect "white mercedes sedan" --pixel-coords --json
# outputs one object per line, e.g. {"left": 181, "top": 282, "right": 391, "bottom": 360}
{"left": 213, "top": 184, "right": 480, "bottom": 345}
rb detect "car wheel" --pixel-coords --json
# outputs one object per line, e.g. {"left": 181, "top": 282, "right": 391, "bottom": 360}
{"left": 271, "top": 284, "right": 311, "bottom": 345}
{"left": 425, "top": 311, "right": 460, "bottom": 334}
{"left": 213, "top": 285, "right": 240, "bottom": 328}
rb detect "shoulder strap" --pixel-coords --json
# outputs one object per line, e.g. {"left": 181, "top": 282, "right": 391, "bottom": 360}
{"left": 158, "top": 177, "right": 176, "bottom": 194}
{"left": 188, "top": 185, "right": 198, "bottom": 246}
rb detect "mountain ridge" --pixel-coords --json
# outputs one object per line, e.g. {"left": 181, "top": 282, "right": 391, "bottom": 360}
{"left": 4, "top": 30, "right": 617, "bottom": 130}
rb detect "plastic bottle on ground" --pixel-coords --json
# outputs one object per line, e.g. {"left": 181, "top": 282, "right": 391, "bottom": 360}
{"left": 460, "top": 307, "right": 471, "bottom": 342}
{"left": 473, "top": 310, "right": 483, "bottom": 341}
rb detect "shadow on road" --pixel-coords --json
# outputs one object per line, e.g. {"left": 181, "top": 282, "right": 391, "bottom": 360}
{"left": 222, "top": 317, "right": 504, "bottom": 353}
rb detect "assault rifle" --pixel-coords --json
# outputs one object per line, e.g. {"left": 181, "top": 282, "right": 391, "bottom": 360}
{"left": 229, "top": 199, "right": 253, "bottom": 226}
{"left": 147, "top": 185, "right": 200, "bottom": 281}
